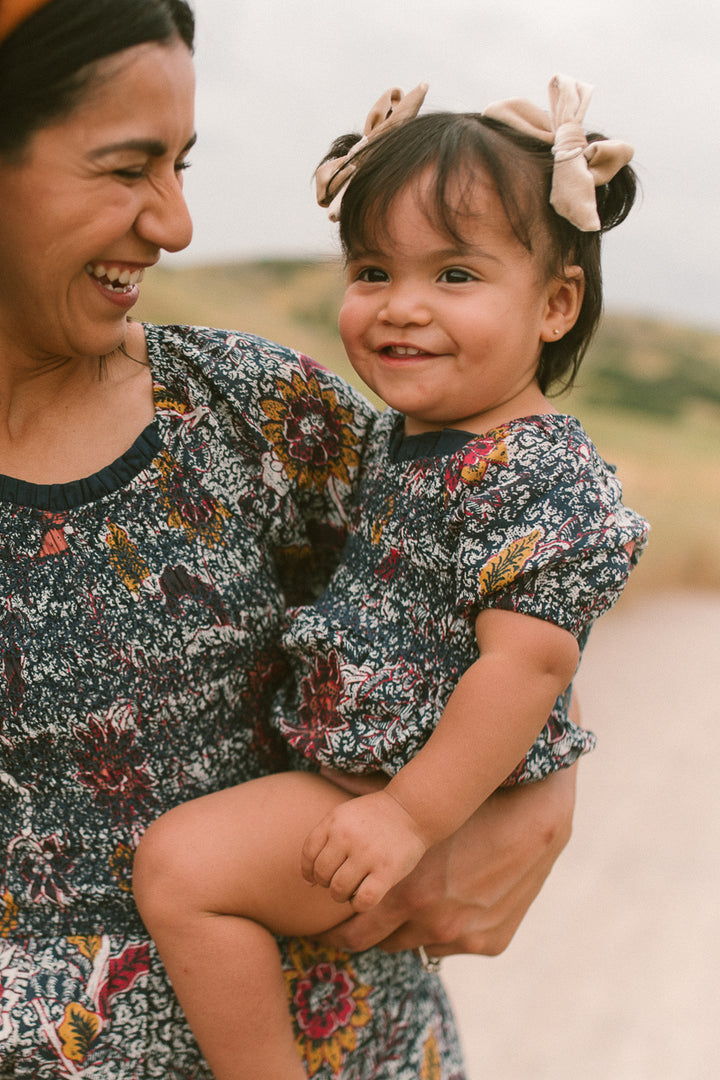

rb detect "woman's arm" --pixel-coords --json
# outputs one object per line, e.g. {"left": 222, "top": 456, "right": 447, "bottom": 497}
{"left": 318, "top": 762, "right": 577, "bottom": 955}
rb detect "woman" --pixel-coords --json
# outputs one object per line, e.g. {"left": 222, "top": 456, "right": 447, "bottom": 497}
{"left": 0, "top": 1, "right": 576, "bottom": 1076}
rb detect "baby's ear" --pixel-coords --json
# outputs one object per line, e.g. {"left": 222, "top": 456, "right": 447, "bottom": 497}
{"left": 542, "top": 266, "right": 585, "bottom": 340}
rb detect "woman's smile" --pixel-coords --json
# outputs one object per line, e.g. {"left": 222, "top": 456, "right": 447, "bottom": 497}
{"left": 84, "top": 263, "right": 147, "bottom": 292}
{"left": 0, "top": 40, "right": 195, "bottom": 363}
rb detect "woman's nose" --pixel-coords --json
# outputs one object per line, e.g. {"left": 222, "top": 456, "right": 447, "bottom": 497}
{"left": 135, "top": 174, "right": 193, "bottom": 253}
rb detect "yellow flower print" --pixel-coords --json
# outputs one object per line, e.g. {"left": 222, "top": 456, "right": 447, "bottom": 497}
{"left": 109, "top": 840, "right": 134, "bottom": 893}
{"left": 58, "top": 1002, "right": 101, "bottom": 1063}
{"left": 261, "top": 368, "right": 361, "bottom": 493}
{"left": 420, "top": 1029, "right": 442, "bottom": 1080}
{"left": 479, "top": 528, "right": 543, "bottom": 595}
{"left": 0, "top": 890, "right": 18, "bottom": 937}
{"left": 283, "top": 938, "right": 373, "bottom": 1077}
{"left": 105, "top": 523, "right": 150, "bottom": 593}
{"left": 461, "top": 437, "right": 508, "bottom": 486}
{"left": 371, "top": 494, "right": 395, "bottom": 544}
{"left": 153, "top": 386, "right": 190, "bottom": 413}
{"left": 153, "top": 451, "right": 231, "bottom": 548}
{"left": 445, "top": 433, "right": 508, "bottom": 499}
{"left": 67, "top": 935, "right": 102, "bottom": 963}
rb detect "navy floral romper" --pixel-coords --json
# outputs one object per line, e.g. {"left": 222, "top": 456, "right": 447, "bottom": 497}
{"left": 273, "top": 409, "right": 648, "bottom": 780}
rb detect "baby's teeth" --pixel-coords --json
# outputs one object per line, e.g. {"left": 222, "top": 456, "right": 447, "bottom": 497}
{"left": 117, "top": 270, "right": 131, "bottom": 285}
{"left": 94, "top": 264, "right": 106, "bottom": 278}
{"left": 106, "top": 267, "right": 120, "bottom": 282}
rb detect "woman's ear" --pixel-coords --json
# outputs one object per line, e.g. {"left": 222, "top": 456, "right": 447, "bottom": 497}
{"left": 541, "top": 266, "right": 585, "bottom": 341}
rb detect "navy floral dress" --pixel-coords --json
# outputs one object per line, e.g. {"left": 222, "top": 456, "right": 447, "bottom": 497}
{"left": 273, "top": 410, "right": 648, "bottom": 780}
{"left": 0, "top": 326, "right": 465, "bottom": 1079}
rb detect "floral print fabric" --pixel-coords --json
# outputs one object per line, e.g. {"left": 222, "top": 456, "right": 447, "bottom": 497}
{"left": 273, "top": 410, "right": 648, "bottom": 780}
{"left": 0, "top": 325, "right": 465, "bottom": 1078}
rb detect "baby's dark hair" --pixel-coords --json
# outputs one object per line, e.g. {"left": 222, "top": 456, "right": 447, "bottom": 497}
{"left": 323, "top": 111, "right": 638, "bottom": 393}
{"left": 0, "top": 0, "right": 195, "bottom": 158}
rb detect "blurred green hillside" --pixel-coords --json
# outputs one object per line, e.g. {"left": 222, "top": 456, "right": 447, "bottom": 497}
{"left": 135, "top": 259, "right": 720, "bottom": 595}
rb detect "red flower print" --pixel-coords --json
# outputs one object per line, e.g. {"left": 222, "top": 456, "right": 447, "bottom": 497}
{"left": 298, "top": 651, "right": 344, "bottom": 736}
{"left": 73, "top": 705, "right": 157, "bottom": 837}
{"left": 7, "top": 831, "right": 79, "bottom": 906}
{"left": 444, "top": 434, "right": 507, "bottom": 497}
{"left": 260, "top": 365, "right": 361, "bottom": 492}
{"left": 283, "top": 939, "right": 372, "bottom": 1077}
{"left": 294, "top": 962, "right": 356, "bottom": 1039}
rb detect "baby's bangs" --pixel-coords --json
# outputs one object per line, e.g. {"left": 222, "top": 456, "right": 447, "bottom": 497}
{"left": 338, "top": 125, "right": 438, "bottom": 256}
{"left": 339, "top": 113, "right": 551, "bottom": 259}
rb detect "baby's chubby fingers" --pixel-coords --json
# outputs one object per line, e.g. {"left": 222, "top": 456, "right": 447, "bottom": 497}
{"left": 300, "top": 822, "right": 327, "bottom": 885}
{"left": 348, "top": 870, "right": 390, "bottom": 913}
{"left": 325, "top": 860, "right": 370, "bottom": 906}
{"left": 300, "top": 822, "right": 348, "bottom": 888}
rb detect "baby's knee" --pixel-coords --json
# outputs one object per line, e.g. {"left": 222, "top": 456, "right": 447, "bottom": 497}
{"left": 133, "top": 809, "right": 197, "bottom": 927}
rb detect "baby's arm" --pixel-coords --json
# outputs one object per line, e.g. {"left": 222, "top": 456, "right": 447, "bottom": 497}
{"left": 302, "top": 607, "right": 579, "bottom": 911}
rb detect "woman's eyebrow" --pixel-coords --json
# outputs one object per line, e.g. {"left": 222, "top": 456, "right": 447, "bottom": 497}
{"left": 90, "top": 133, "right": 198, "bottom": 159}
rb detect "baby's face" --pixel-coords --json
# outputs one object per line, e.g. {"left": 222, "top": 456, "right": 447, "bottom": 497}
{"left": 338, "top": 168, "right": 575, "bottom": 436}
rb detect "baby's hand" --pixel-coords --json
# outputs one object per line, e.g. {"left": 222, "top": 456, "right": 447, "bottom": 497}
{"left": 301, "top": 790, "right": 429, "bottom": 912}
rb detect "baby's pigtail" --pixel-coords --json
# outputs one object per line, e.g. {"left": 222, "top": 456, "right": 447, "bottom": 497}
{"left": 588, "top": 133, "right": 640, "bottom": 233}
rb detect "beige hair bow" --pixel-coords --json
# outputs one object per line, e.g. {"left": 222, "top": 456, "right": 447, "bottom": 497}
{"left": 315, "top": 82, "right": 429, "bottom": 221}
{"left": 483, "top": 74, "right": 634, "bottom": 231}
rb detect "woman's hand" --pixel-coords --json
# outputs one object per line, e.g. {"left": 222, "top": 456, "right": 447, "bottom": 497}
{"left": 317, "top": 764, "right": 576, "bottom": 956}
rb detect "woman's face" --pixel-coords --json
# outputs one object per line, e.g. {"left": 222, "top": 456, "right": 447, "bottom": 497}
{"left": 0, "top": 39, "right": 195, "bottom": 364}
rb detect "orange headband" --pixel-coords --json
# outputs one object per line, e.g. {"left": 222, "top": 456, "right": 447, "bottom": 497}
{"left": 0, "top": 0, "right": 55, "bottom": 43}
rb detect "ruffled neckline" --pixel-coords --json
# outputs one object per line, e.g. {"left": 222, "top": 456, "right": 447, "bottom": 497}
{"left": 0, "top": 325, "right": 170, "bottom": 510}
{"left": 0, "top": 423, "right": 163, "bottom": 510}
{"left": 387, "top": 417, "right": 476, "bottom": 462}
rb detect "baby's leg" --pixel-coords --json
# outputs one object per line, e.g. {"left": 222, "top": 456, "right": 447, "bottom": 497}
{"left": 133, "top": 771, "right": 355, "bottom": 1080}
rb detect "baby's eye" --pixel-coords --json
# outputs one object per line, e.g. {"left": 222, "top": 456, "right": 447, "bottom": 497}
{"left": 438, "top": 267, "right": 477, "bottom": 284}
{"left": 175, "top": 159, "right": 192, "bottom": 174}
{"left": 356, "top": 266, "right": 389, "bottom": 283}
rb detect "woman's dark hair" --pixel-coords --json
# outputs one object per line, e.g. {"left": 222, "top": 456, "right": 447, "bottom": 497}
{"left": 324, "top": 111, "right": 638, "bottom": 393}
{"left": 0, "top": 0, "right": 195, "bottom": 158}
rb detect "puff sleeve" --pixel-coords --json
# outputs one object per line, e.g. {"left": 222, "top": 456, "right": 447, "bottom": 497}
{"left": 452, "top": 417, "right": 648, "bottom": 640}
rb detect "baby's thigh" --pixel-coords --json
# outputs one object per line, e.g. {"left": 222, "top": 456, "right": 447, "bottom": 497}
{"left": 134, "top": 772, "right": 353, "bottom": 932}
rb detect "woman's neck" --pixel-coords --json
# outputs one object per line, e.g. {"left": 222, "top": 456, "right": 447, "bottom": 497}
{"left": 0, "top": 321, "right": 154, "bottom": 484}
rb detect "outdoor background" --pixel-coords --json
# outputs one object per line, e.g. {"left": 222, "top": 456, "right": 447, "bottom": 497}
{"left": 137, "top": 1, "right": 719, "bottom": 1076}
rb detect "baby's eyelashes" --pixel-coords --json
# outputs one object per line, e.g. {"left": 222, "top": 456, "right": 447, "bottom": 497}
{"left": 355, "top": 266, "right": 390, "bottom": 283}
{"left": 437, "top": 267, "right": 479, "bottom": 284}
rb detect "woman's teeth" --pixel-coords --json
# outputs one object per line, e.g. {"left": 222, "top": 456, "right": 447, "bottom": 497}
{"left": 85, "top": 264, "right": 145, "bottom": 292}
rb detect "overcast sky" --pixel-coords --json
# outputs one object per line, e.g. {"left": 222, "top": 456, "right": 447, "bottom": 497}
{"left": 176, "top": 0, "right": 720, "bottom": 332}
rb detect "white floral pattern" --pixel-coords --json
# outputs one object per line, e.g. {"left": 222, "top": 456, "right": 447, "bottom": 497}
{"left": 273, "top": 410, "right": 648, "bottom": 780}
{"left": 0, "top": 326, "right": 465, "bottom": 1078}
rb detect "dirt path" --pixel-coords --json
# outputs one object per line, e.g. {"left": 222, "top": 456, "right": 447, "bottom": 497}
{"left": 442, "top": 590, "right": 720, "bottom": 1079}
